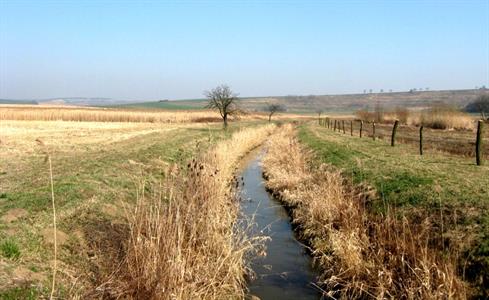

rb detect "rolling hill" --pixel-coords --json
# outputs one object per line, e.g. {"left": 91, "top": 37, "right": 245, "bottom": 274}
{"left": 117, "top": 88, "right": 488, "bottom": 114}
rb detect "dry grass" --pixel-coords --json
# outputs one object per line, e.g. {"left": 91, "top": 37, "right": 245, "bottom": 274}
{"left": 96, "top": 125, "right": 275, "bottom": 299}
{"left": 0, "top": 105, "right": 223, "bottom": 123}
{"left": 410, "top": 107, "right": 475, "bottom": 130}
{"left": 262, "top": 125, "right": 465, "bottom": 299}
{"left": 0, "top": 105, "right": 311, "bottom": 124}
{"left": 0, "top": 120, "right": 185, "bottom": 159}
{"left": 356, "top": 106, "right": 475, "bottom": 130}
{"left": 1, "top": 120, "right": 260, "bottom": 297}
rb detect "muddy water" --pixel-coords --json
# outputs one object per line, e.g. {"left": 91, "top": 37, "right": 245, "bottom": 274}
{"left": 239, "top": 153, "right": 320, "bottom": 299}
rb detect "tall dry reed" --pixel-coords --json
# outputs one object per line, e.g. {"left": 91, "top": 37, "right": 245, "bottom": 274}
{"left": 410, "top": 106, "right": 475, "bottom": 130}
{"left": 356, "top": 105, "right": 475, "bottom": 130}
{"left": 97, "top": 125, "right": 275, "bottom": 299}
{"left": 0, "top": 106, "right": 222, "bottom": 123}
{"left": 263, "top": 125, "right": 465, "bottom": 299}
{"left": 0, "top": 105, "right": 311, "bottom": 123}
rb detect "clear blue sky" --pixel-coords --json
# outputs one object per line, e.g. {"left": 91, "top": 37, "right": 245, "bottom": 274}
{"left": 0, "top": 0, "right": 488, "bottom": 100}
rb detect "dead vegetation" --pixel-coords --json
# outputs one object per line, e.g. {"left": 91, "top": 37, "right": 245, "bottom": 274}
{"left": 92, "top": 125, "right": 275, "bottom": 299}
{"left": 414, "top": 106, "right": 476, "bottom": 130}
{"left": 0, "top": 105, "right": 228, "bottom": 123}
{"left": 262, "top": 125, "right": 465, "bottom": 299}
{"left": 356, "top": 104, "right": 476, "bottom": 130}
{"left": 0, "top": 105, "right": 310, "bottom": 124}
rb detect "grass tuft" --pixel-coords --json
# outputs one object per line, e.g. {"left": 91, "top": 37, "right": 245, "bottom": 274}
{"left": 0, "top": 239, "right": 20, "bottom": 260}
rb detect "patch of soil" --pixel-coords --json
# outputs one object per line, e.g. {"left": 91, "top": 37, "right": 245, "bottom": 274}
{"left": 4, "top": 227, "right": 19, "bottom": 237}
{"left": 41, "top": 228, "right": 69, "bottom": 246}
{"left": 12, "top": 266, "right": 47, "bottom": 284}
{"left": 1, "top": 208, "right": 28, "bottom": 223}
{"left": 102, "top": 204, "right": 119, "bottom": 217}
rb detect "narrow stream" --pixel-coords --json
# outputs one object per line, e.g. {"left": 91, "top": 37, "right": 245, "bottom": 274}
{"left": 239, "top": 153, "right": 320, "bottom": 299}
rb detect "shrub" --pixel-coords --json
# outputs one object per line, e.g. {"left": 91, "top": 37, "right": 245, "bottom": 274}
{"left": 394, "top": 107, "right": 409, "bottom": 124}
{"left": 375, "top": 102, "right": 385, "bottom": 123}
{"left": 355, "top": 109, "right": 375, "bottom": 122}
{"left": 465, "top": 94, "right": 489, "bottom": 119}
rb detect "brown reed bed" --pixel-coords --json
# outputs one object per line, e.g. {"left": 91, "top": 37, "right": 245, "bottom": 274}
{"left": 0, "top": 105, "right": 311, "bottom": 124}
{"left": 262, "top": 124, "right": 465, "bottom": 299}
{"left": 0, "top": 105, "right": 224, "bottom": 123}
{"left": 91, "top": 125, "right": 275, "bottom": 299}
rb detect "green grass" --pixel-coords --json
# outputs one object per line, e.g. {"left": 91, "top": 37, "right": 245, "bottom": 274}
{"left": 298, "top": 122, "right": 489, "bottom": 293}
{"left": 1, "top": 125, "right": 236, "bottom": 214}
{"left": 0, "top": 239, "right": 20, "bottom": 259}
{"left": 299, "top": 123, "right": 489, "bottom": 212}
{"left": 0, "top": 286, "right": 42, "bottom": 300}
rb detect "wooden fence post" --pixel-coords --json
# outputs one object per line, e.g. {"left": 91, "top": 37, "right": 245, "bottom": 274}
{"left": 360, "top": 121, "right": 363, "bottom": 138}
{"left": 391, "top": 120, "right": 399, "bottom": 146}
{"left": 350, "top": 120, "right": 353, "bottom": 136}
{"left": 372, "top": 122, "right": 376, "bottom": 140}
{"left": 419, "top": 126, "right": 424, "bottom": 155}
{"left": 342, "top": 120, "right": 346, "bottom": 134}
{"left": 476, "top": 120, "right": 484, "bottom": 166}
{"left": 334, "top": 120, "right": 337, "bottom": 131}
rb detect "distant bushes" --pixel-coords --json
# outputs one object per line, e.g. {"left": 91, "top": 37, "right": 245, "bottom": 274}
{"left": 394, "top": 107, "right": 409, "bottom": 124}
{"left": 465, "top": 94, "right": 489, "bottom": 120}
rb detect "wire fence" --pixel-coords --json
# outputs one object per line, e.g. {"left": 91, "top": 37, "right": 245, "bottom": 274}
{"left": 319, "top": 118, "right": 488, "bottom": 165}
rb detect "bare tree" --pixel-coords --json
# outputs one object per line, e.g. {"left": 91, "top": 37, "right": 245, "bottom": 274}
{"left": 204, "top": 84, "right": 239, "bottom": 128}
{"left": 374, "top": 101, "right": 385, "bottom": 123}
{"left": 264, "top": 103, "right": 287, "bottom": 122}
{"left": 315, "top": 108, "right": 324, "bottom": 121}
{"left": 466, "top": 94, "right": 489, "bottom": 119}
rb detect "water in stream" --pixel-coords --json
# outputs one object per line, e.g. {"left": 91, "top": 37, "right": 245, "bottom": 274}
{"left": 239, "top": 154, "right": 320, "bottom": 299}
